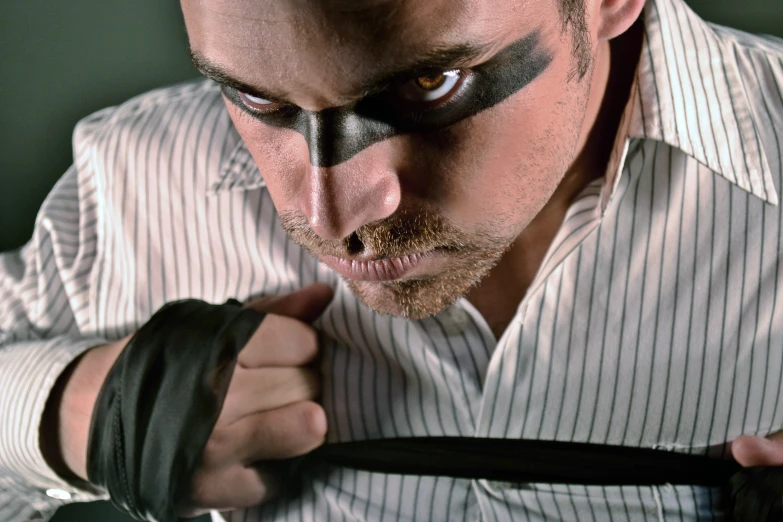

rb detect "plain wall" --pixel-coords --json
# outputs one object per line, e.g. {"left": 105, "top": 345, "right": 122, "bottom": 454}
{"left": 0, "top": 2, "right": 780, "bottom": 521}
{"left": 0, "top": 1, "right": 198, "bottom": 251}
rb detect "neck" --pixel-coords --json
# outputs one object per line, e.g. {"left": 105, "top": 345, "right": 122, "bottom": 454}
{"left": 466, "top": 21, "right": 644, "bottom": 340}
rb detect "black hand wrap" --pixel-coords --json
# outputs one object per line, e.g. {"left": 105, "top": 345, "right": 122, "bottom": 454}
{"left": 86, "top": 299, "right": 265, "bottom": 522}
{"left": 82, "top": 296, "right": 782, "bottom": 521}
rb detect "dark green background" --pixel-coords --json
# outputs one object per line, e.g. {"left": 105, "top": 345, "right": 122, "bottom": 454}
{"left": 0, "top": 1, "right": 780, "bottom": 521}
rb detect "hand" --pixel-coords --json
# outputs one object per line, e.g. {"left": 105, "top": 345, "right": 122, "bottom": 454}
{"left": 47, "top": 283, "right": 333, "bottom": 517}
{"left": 182, "top": 284, "right": 333, "bottom": 516}
{"left": 732, "top": 432, "right": 783, "bottom": 467}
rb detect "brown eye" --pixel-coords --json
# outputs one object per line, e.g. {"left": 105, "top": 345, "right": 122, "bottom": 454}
{"left": 397, "top": 70, "right": 464, "bottom": 103}
{"left": 416, "top": 75, "right": 448, "bottom": 90}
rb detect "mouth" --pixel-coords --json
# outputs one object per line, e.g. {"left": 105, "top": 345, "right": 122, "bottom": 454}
{"left": 321, "top": 252, "right": 431, "bottom": 281}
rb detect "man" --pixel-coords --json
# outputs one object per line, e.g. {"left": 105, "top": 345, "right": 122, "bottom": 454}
{"left": 1, "top": 0, "right": 783, "bottom": 520}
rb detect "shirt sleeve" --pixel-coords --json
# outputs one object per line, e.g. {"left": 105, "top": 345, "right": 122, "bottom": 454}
{"left": 0, "top": 146, "right": 111, "bottom": 519}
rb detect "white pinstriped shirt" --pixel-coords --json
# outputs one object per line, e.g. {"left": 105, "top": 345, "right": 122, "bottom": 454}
{"left": 2, "top": 0, "right": 783, "bottom": 520}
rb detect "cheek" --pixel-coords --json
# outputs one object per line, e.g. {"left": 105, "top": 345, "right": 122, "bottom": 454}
{"left": 399, "top": 98, "right": 570, "bottom": 231}
{"left": 225, "top": 102, "right": 307, "bottom": 209}
{"left": 396, "top": 48, "right": 587, "bottom": 231}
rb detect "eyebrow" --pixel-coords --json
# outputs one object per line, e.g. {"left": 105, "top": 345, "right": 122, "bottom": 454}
{"left": 190, "top": 40, "right": 494, "bottom": 104}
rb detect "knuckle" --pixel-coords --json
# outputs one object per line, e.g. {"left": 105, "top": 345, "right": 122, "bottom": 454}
{"left": 267, "top": 314, "right": 315, "bottom": 348}
{"left": 264, "top": 370, "right": 304, "bottom": 405}
{"left": 297, "top": 323, "right": 319, "bottom": 356}
{"left": 257, "top": 313, "right": 291, "bottom": 338}
{"left": 300, "top": 401, "right": 328, "bottom": 441}
{"left": 247, "top": 468, "right": 277, "bottom": 505}
{"left": 252, "top": 314, "right": 283, "bottom": 345}
{"left": 188, "top": 470, "right": 214, "bottom": 508}
{"left": 299, "top": 368, "right": 321, "bottom": 399}
{"left": 278, "top": 318, "right": 318, "bottom": 358}
{"left": 240, "top": 314, "right": 320, "bottom": 366}
{"left": 202, "top": 428, "right": 232, "bottom": 466}
{"left": 248, "top": 416, "right": 273, "bottom": 443}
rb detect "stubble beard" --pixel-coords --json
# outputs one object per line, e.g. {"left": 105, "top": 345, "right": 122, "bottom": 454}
{"left": 345, "top": 246, "right": 508, "bottom": 319}
{"left": 279, "top": 209, "right": 513, "bottom": 319}
{"left": 277, "top": 40, "right": 598, "bottom": 320}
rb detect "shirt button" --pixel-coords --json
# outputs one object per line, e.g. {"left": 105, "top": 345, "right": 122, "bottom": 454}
{"left": 45, "top": 489, "right": 72, "bottom": 500}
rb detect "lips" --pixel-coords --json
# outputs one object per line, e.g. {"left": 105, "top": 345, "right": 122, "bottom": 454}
{"left": 321, "top": 253, "right": 427, "bottom": 281}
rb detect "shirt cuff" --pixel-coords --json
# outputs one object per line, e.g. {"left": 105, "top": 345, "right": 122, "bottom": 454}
{"left": 0, "top": 336, "right": 111, "bottom": 508}
{"left": 210, "top": 510, "right": 229, "bottom": 522}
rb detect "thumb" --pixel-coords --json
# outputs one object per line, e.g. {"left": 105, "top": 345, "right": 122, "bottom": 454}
{"left": 246, "top": 283, "right": 335, "bottom": 323}
{"left": 732, "top": 433, "right": 783, "bottom": 467}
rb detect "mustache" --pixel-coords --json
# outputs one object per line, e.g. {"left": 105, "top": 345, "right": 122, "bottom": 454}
{"left": 278, "top": 209, "right": 471, "bottom": 259}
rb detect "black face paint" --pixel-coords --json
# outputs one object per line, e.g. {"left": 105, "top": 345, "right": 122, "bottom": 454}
{"left": 223, "top": 30, "right": 553, "bottom": 167}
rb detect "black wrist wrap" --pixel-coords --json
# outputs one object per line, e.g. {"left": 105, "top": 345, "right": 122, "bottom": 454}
{"left": 82, "top": 297, "right": 782, "bottom": 522}
{"left": 85, "top": 299, "right": 265, "bottom": 522}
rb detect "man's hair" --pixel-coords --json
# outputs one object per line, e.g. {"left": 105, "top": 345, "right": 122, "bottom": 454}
{"left": 558, "top": 0, "right": 592, "bottom": 80}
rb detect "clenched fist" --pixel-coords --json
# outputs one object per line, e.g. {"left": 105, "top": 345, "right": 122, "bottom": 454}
{"left": 46, "top": 283, "right": 334, "bottom": 518}
{"left": 183, "top": 284, "right": 333, "bottom": 516}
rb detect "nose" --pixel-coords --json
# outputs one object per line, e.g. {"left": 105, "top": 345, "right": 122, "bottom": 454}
{"left": 299, "top": 152, "right": 401, "bottom": 240}
{"left": 297, "top": 110, "right": 401, "bottom": 240}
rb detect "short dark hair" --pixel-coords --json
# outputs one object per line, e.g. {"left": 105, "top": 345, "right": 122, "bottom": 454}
{"left": 558, "top": 0, "right": 592, "bottom": 80}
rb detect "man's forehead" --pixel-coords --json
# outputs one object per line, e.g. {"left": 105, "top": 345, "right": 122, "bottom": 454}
{"left": 183, "top": 0, "right": 476, "bottom": 59}
{"left": 182, "top": 0, "right": 541, "bottom": 106}
{"left": 184, "top": 0, "right": 472, "bottom": 37}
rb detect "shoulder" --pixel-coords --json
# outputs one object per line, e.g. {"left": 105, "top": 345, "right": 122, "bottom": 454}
{"left": 73, "top": 78, "right": 225, "bottom": 147}
{"left": 711, "top": 23, "right": 783, "bottom": 106}
{"left": 710, "top": 23, "right": 783, "bottom": 58}
{"left": 708, "top": 25, "right": 783, "bottom": 144}
{"left": 71, "top": 78, "right": 242, "bottom": 203}
{"left": 708, "top": 24, "right": 783, "bottom": 197}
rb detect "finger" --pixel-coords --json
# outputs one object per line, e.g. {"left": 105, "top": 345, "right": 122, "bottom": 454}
{"left": 238, "top": 314, "right": 318, "bottom": 368}
{"left": 731, "top": 435, "right": 783, "bottom": 467}
{"left": 217, "top": 366, "right": 320, "bottom": 425}
{"left": 204, "top": 401, "right": 327, "bottom": 467}
{"left": 184, "top": 463, "right": 276, "bottom": 514}
{"left": 246, "top": 283, "right": 334, "bottom": 323}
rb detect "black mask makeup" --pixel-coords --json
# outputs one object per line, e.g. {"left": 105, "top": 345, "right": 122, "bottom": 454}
{"left": 223, "top": 31, "right": 553, "bottom": 167}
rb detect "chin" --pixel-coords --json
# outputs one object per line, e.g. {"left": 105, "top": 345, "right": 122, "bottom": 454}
{"left": 342, "top": 261, "right": 495, "bottom": 319}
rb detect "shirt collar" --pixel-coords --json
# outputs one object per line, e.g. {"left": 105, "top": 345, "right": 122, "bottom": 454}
{"left": 621, "top": 0, "right": 778, "bottom": 205}
{"left": 212, "top": 0, "right": 778, "bottom": 206}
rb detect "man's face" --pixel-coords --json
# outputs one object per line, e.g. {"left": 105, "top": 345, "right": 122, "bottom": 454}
{"left": 182, "top": 0, "right": 596, "bottom": 318}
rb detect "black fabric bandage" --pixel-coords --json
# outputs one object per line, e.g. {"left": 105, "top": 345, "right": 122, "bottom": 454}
{"left": 86, "top": 299, "right": 265, "bottom": 522}
{"left": 82, "top": 296, "right": 782, "bottom": 521}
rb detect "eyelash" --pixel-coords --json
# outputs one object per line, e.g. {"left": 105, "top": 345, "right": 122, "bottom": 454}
{"left": 229, "top": 69, "right": 474, "bottom": 118}
{"left": 223, "top": 87, "right": 296, "bottom": 125}
{"left": 236, "top": 92, "right": 286, "bottom": 114}
{"left": 233, "top": 104, "right": 263, "bottom": 125}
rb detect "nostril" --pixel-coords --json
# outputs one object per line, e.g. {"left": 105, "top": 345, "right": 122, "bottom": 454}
{"left": 346, "top": 233, "right": 364, "bottom": 255}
